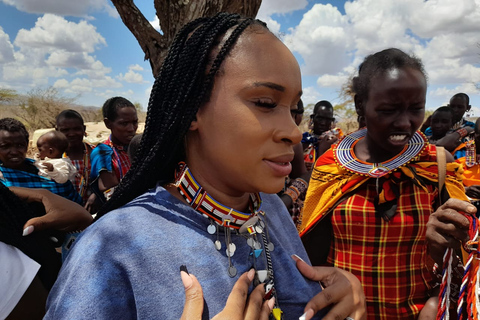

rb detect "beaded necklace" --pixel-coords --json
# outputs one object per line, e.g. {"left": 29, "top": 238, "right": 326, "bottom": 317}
{"left": 334, "top": 128, "right": 427, "bottom": 178}
{"left": 172, "top": 162, "right": 283, "bottom": 319}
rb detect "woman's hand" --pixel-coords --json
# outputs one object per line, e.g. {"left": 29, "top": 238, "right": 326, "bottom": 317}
{"left": 426, "top": 198, "right": 474, "bottom": 264}
{"left": 9, "top": 187, "right": 93, "bottom": 236}
{"left": 292, "top": 255, "right": 366, "bottom": 320}
{"left": 180, "top": 268, "right": 274, "bottom": 320}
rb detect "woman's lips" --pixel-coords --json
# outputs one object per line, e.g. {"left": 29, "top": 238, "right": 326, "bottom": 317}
{"left": 263, "top": 159, "right": 292, "bottom": 177}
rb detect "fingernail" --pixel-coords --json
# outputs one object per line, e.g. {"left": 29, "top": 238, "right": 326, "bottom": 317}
{"left": 180, "top": 265, "right": 189, "bottom": 274}
{"left": 467, "top": 205, "right": 476, "bottom": 213}
{"left": 22, "top": 225, "right": 34, "bottom": 236}
{"left": 291, "top": 254, "right": 305, "bottom": 262}
{"left": 247, "top": 268, "right": 255, "bottom": 281}
{"left": 299, "top": 308, "right": 314, "bottom": 320}
{"left": 267, "top": 296, "right": 275, "bottom": 310}
{"left": 180, "top": 269, "right": 193, "bottom": 289}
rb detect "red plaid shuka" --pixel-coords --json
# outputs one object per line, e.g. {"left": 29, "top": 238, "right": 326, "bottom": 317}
{"left": 301, "top": 137, "right": 468, "bottom": 319}
{"left": 68, "top": 143, "right": 94, "bottom": 205}
{"left": 104, "top": 136, "right": 131, "bottom": 180}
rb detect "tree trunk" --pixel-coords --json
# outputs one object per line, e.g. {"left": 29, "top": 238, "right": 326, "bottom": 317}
{"left": 111, "top": 0, "right": 262, "bottom": 78}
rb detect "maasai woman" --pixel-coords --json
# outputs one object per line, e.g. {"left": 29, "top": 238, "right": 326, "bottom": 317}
{"left": 300, "top": 48, "right": 473, "bottom": 319}
{"left": 89, "top": 96, "right": 138, "bottom": 203}
{"left": 55, "top": 110, "right": 96, "bottom": 211}
{"left": 46, "top": 13, "right": 365, "bottom": 320}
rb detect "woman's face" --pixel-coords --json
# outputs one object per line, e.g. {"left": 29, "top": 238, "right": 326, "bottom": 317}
{"left": 186, "top": 30, "right": 302, "bottom": 197}
{"left": 56, "top": 117, "right": 85, "bottom": 149}
{"left": 105, "top": 106, "right": 138, "bottom": 146}
{"left": 431, "top": 111, "right": 452, "bottom": 139}
{"left": 0, "top": 130, "right": 27, "bottom": 169}
{"left": 361, "top": 67, "right": 426, "bottom": 161}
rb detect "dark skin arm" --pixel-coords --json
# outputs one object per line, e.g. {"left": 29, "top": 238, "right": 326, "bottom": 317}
{"left": 433, "top": 127, "right": 474, "bottom": 152}
{"left": 290, "top": 142, "right": 307, "bottom": 179}
{"left": 97, "top": 171, "right": 119, "bottom": 192}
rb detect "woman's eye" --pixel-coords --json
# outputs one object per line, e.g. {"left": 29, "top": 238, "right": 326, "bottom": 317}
{"left": 254, "top": 100, "right": 277, "bottom": 109}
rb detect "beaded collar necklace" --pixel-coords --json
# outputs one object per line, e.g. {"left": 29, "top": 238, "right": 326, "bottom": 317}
{"left": 172, "top": 162, "right": 283, "bottom": 317}
{"left": 173, "top": 162, "right": 262, "bottom": 230}
{"left": 334, "top": 128, "right": 427, "bottom": 178}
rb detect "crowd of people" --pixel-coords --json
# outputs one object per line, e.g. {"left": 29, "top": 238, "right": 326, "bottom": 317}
{"left": 1, "top": 12, "right": 478, "bottom": 320}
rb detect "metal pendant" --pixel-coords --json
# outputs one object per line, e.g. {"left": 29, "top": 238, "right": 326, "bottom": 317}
{"left": 207, "top": 224, "right": 216, "bottom": 234}
{"left": 267, "top": 242, "right": 275, "bottom": 252}
{"left": 228, "top": 265, "right": 237, "bottom": 277}
{"left": 239, "top": 216, "right": 259, "bottom": 234}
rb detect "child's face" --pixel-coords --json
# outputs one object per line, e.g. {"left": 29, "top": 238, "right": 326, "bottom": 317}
{"left": 37, "top": 136, "right": 62, "bottom": 159}
{"left": 431, "top": 111, "right": 452, "bottom": 138}
{"left": 0, "top": 130, "right": 28, "bottom": 169}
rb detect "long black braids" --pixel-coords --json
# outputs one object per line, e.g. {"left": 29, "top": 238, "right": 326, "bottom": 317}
{"left": 97, "top": 13, "right": 269, "bottom": 217}
{"left": 0, "top": 184, "right": 61, "bottom": 290}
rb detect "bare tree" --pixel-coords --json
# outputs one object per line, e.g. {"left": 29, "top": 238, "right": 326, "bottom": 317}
{"left": 14, "top": 87, "right": 75, "bottom": 131}
{"left": 111, "top": 0, "right": 262, "bottom": 77}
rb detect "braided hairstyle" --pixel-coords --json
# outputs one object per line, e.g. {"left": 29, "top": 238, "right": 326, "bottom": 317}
{"left": 352, "top": 48, "right": 427, "bottom": 104}
{"left": 97, "top": 13, "right": 269, "bottom": 217}
{"left": 0, "top": 184, "right": 61, "bottom": 290}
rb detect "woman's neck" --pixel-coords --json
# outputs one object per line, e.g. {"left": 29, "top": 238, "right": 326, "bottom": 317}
{"left": 168, "top": 163, "right": 251, "bottom": 213}
{"left": 354, "top": 136, "right": 404, "bottom": 163}
{"left": 66, "top": 142, "right": 85, "bottom": 160}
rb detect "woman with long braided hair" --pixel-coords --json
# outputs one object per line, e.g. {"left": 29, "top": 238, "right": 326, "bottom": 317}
{"left": 46, "top": 13, "right": 365, "bottom": 320}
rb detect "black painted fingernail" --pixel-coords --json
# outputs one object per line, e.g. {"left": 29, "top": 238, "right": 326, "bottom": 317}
{"left": 180, "top": 265, "right": 189, "bottom": 274}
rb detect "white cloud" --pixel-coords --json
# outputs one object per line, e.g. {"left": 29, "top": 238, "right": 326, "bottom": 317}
{"left": 117, "top": 64, "right": 146, "bottom": 83}
{"left": 301, "top": 86, "right": 322, "bottom": 107}
{"left": 129, "top": 64, "right": 144, "bottom": 72}
{"left": 15, "top": 14, "right": 106, "bottom": 53}
{"left": 1, "top": 0, "right": 117, "bottom": 17}
{"left": 284, "top": 4, "right": 352, "bottom": 75}
{"left": 53, "top": 76, "right": 122, "bottom": 95}
{"left": 429, "top": 83, "right": 479, "bottom": 100}
{"left": 257, "top": 0, "right": 308, "bottom": 17}
{"left": 316, "top": 73, "right": 349, "bottom": 88}
{"left": 280, "top": 0, "right": 480, "bottom": 106}
{"left": 0, "top": 27, "right": 15, "bottom": 63}
{"left": 118, "top": 69, "right": 144, "bottom": 83}
{"left": 149, "top": 15, "right": 162, "bottom": 33}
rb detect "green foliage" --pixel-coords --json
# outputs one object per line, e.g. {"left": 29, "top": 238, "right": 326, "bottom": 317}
{"left": 13, "top": 87, "right": 75, "bottom": 131}
{"left": 0, "top": 88, "right": 18, "bottom": 104}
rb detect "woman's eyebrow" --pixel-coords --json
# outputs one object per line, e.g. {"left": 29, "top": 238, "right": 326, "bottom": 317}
{"left": 251, "top": 82, "right": 302, "bottom": 97}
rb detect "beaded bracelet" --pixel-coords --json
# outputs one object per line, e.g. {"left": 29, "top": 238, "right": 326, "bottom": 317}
{"left": 290, "top": 178, "right": 308, "bottom": 194}
{"left": 283, "top": 187, "right": 300, "bottom": 202}
{"left": 283, "top": 178, "right": 308, "bottom": 202}
{"left": 456, "top": 127, "right": 468, "bottom": 138}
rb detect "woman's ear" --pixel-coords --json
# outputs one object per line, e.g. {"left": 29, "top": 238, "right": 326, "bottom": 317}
{"left": 189, "top": 116, "right": 198, "bottom": 131}
{"left": 104, "top": 118, "right": 112, "bottom": 130}
{"left": 354, "top": 94, "right": 364, "bottom": 116}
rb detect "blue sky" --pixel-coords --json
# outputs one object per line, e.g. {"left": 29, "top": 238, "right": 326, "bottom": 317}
{"left": 0, "top": 0, "right": 479, "bottom": 117}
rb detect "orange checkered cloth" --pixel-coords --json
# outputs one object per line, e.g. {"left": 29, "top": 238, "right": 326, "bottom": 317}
{"left": 300, "top": 143, "right": 468, "bottom": 319}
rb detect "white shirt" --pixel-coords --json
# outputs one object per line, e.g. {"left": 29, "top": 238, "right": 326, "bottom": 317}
{"left": 0, "top": 242, "right": 40, "bottom": 319}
